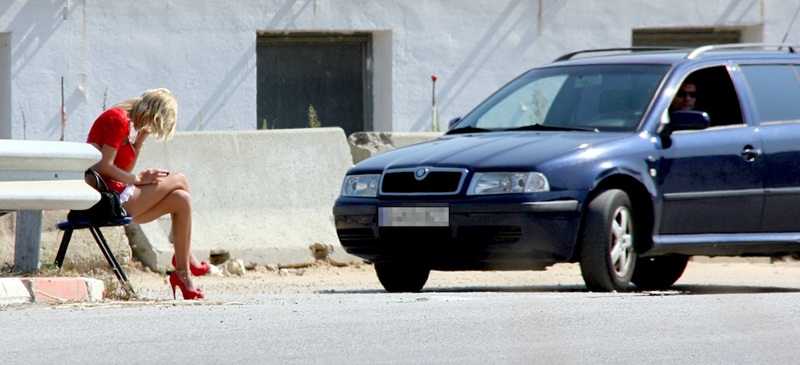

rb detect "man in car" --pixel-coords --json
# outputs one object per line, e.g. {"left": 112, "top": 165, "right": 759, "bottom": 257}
{"left": 669, "top": 79, "right": 698, "bottom": 113}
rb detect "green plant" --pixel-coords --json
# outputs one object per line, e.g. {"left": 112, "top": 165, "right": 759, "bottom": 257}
{"left": 0, "top": 262, "right": 22, "bottom": 276}
{"left": 308, "top": 105, "right": 321, "bottom": 128}
{"left": 261, "top": 118, "right": 276, "bottom": 129}
{"left": 431, "top": 108, "right": 441, "bottom": 132}
{"left": 103, "top": 276, "right": 137, "bottom": 301}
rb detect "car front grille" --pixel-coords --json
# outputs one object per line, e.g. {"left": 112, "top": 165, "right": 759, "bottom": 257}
{"left": 457, "top": 226, "right": 522, "bottom": 243}
{"left": 380, "top": 167, "right": 468, "bottom": 195}
{"left": 336, "top": 228, "right": 376, "bottom": 243}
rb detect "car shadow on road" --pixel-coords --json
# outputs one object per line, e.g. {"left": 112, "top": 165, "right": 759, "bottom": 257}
{"left": 668, "top": 284, "right": 800, "bottom": 295}
{"left": 323, "top": 284, "right": 800, "bottom": 295}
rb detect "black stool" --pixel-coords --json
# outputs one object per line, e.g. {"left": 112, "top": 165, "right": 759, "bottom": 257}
{"left": 54, "top": 217, "right": 135, "bottom": 295}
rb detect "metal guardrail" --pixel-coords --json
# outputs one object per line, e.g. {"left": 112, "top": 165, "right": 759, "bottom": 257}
{"left": 0, "top": 139, "right": 101, "bottom": 273}
{"left": 0, "top": 139, "right": 101, "bottom": 211}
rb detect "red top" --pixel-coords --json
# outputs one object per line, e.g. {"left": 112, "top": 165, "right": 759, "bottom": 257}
{"left": 86, "top": 108, "right": 135, "bottom": 194}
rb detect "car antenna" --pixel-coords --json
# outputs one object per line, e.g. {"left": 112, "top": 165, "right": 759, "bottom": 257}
{"left": 780, "top": 3, "right": 800, "bottom": 50}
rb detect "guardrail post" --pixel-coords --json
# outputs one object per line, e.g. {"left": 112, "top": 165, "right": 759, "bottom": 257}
{"left": 14, "top": 210, "right": 42, "bottom": 273}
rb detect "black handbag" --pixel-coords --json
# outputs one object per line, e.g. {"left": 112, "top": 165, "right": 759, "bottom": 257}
{"left": 67, "top": 169, "right": 128, "bottom": 223}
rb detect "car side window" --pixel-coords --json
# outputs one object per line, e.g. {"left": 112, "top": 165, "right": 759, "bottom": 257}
{"left": 676, "top": 66, "right": 744, "bottom": 127}
{"left": 740, "top": 64, "right": 800, "bottom": 123}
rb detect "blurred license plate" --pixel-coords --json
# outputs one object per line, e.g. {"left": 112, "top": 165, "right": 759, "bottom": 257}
{"left": 378, "top": 207, "right": 449, "bottom": 227}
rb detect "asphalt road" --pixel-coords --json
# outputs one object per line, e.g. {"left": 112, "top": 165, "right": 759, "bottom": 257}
{"left": 3, "top": 286, "right": 800, "bottom": 364}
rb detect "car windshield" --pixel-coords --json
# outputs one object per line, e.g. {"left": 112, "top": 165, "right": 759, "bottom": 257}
{"left": 452, "top": 64, "right": 670, "bottom": 133}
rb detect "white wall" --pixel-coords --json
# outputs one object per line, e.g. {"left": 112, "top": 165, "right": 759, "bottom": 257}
{"left": 0, "top": 0, "right": 796, "bottom": 140}
{"left": 0, "top": 32, "right": 9, "bottom": 139}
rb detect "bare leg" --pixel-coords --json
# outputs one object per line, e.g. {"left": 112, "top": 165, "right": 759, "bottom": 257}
{"left": 189, "top": 251, "right": 204, "bottom": 267}
{"left": 123, "top": 173, "right": 197, "bottom": 290}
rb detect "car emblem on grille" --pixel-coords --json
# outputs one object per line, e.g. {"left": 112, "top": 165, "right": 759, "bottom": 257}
{"left": 414, "top": 167, "right": 430, "bottom": 181}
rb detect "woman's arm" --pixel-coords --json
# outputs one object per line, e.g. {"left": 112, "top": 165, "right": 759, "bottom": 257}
{"left": 92, "top": 143, "right": 141, "bottom": 185}
{"left": 124, "top": 130, "right": 150, "bottom": 172}
{"left": 91, "top": 143, "right": 164, "bottom": 185}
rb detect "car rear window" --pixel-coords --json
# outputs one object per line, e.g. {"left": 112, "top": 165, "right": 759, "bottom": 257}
{"left": 740, "top": 64, "right": 800, "bottom": 123}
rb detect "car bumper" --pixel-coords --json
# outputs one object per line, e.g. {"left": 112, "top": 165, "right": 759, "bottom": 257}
{"left": 333, "top": 199, "right": 582, "bottom": 270}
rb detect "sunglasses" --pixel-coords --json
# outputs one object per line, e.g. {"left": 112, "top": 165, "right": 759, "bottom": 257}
{"left": 676, "top": 90, "right": 697, "bottom": 98}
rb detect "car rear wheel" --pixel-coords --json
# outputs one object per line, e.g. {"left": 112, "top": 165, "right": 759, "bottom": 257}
{"left": 631, "top": 255, "right": 689, "bottom": 290}
{"left": 374, "top": 261, "right": 430, "bottom": 293}
{"left": 579, "top": 189, "right": 637, "bottom": 292}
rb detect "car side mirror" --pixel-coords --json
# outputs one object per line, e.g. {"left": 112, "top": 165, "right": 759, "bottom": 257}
{"left": 448, "top": 117, "right": 462, "bottom": 130}
{"left": 662, "top": 110, "right": 710, "bottom": 136}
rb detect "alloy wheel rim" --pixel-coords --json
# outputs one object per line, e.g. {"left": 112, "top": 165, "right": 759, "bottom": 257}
{"left": 609, "top": 206, "right": 634, "bottom": 277}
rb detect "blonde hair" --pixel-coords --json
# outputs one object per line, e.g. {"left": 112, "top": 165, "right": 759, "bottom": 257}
{"left": 114, "top": 88, "right": 178, "bottom": 141}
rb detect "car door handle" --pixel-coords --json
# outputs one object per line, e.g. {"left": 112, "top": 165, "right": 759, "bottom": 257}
{"left": 741, "top": 145, "right": 761, "bottom": 162}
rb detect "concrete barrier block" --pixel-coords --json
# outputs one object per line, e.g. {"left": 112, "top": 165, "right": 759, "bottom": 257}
{"left": 348, "top": 132, "right": 443, "bottom": 164}
{"left": 130, "top": 128, "right": 361, "bottom": 269}
{"left": 125, "top": 222, "right": 172, "bottom": 271}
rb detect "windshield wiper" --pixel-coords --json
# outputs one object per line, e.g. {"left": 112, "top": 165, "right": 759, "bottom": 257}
{"left": 446, "top": 125, "right": 493, "bottom": 135}
{"left": 505, "top": 124, "right": 598, "bottom": 132}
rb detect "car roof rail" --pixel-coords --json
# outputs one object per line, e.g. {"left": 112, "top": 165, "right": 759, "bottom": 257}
{"left": 686, "top": 43, "right": 800, "bottom": 59}
{"left": 554, "top": 47, "right": 685, "bottom": 62}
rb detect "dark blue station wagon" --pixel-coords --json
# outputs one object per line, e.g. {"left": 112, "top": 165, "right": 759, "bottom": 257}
{"left": 333, "top": 44, "right": 800, "bottom": 292}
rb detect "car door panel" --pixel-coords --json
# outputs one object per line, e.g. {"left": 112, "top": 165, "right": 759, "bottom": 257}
{"left": 657, "top": 127, "right": 764, "bottom": 234}
{"left": 755, "top": 123, "right": 800, "bottom": 232}
{"left": 738, "top": 64, "right": 800, "bottom": 233}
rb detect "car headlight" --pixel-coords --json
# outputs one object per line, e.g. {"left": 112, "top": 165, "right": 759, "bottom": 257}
{"left": 468, "top": 172, "right": 550, "bottom": 195}
{"left": 342, "top": 174, "right": 381, "bottom": 197}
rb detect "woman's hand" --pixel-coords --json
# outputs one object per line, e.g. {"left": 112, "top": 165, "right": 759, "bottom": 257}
{"left": 136, "top": 168, "right": 170, "bottom": 185}
{"left": 133, "top": 130, "right": 150, "bottom": 150}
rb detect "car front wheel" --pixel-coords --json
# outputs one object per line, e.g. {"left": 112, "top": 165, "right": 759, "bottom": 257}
{"left": 579, "top": 189, "right": 637, "bottom": 292}
{"left": 374, "top": 261, "right": 430, "bottom": 293}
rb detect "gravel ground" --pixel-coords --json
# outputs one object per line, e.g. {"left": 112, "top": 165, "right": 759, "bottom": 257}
{"left": 124, "top": 258, "right": 800, "bottom": 300}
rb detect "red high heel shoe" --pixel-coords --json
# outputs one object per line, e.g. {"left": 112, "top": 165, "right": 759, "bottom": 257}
{"left": 172, "top": 255, "right": 212, "bottom": 276}
{"left": 169, "top": 270, "right": 204, "bottom": 300}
